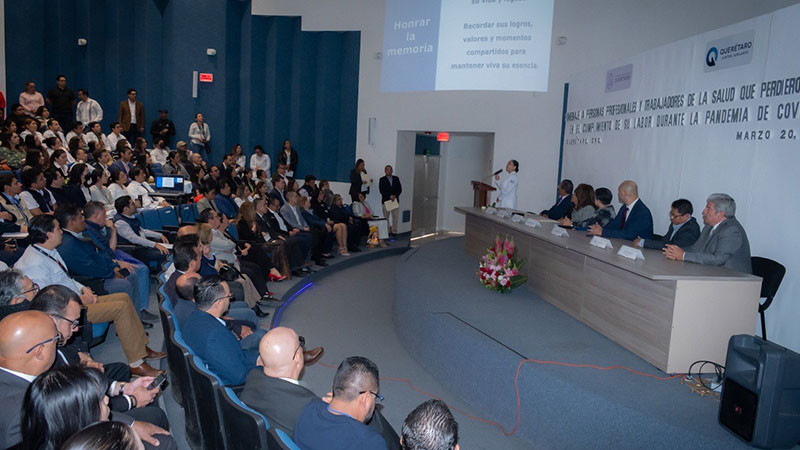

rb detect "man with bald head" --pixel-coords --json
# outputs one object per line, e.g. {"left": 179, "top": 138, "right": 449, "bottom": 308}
{"left": 589, "top": 180, "right": 653, "bottom": 241}
{"left": 0, "top": 310, "right": 60, "bottom": 448}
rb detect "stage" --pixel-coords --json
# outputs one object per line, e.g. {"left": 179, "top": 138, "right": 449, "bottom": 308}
{"left": 393, "top": 237, "right": 752, "bottom": 449}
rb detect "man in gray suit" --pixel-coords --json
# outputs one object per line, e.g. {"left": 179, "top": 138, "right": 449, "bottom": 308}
{"left": 663, "top": 193, "right": 752, "bottom": 273}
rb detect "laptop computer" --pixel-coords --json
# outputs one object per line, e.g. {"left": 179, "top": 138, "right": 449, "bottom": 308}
{"left": 153, "top": 175, "right": 186, "bottom": 197}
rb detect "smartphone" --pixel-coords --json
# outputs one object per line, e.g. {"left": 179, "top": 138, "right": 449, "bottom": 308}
{"left": 118, "top": 268, "right": 130, "bottom": 277}
{"left": 147, "top": 373, "right": 167, "bottom": 390}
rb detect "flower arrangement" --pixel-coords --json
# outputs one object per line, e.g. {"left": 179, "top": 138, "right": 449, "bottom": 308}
{"left": 477, "top": 235, "right": 528, "bottom": 293}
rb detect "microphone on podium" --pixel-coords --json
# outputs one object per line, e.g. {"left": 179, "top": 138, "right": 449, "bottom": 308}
{"left": 482, "top": 169, "right": 503, "bottom": 181}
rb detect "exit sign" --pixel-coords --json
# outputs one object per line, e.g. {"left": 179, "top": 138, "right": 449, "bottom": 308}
{"left": 199, "top": 73, "right": 214, "bottom": 83}
{"left": 437, "top": 132, "right": 450, "bottom": 142}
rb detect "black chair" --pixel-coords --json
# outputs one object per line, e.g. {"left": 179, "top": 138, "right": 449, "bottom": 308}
{"left": 219, "top": 386, "right": 281, "bottom": 449}
{"left": 187, "top": 354, "right": 227, "bottom": 450}
{"left": 169, "top": 327, "right": 204, "bottom": 449}
{"left": 751, "top": 256, "right": 786, "bottom": 341}
{"left": 159, "top": 307, "right": 183, "bottom": 406}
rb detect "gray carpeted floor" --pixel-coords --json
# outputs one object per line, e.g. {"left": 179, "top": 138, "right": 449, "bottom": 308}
{"left": 279, "top": 255, "right": 533, "bottom": 450}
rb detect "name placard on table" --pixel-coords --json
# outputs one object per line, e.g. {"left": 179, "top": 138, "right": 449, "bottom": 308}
{"left": 617, "top": 245, "right": 645, "bottom": 260}
{"left": 551, "top": 225, "right": 569, "bottom": 237}
{"left": 525, "top": 218, "right": 542, "bottom": 228}
{"left": 589, "top": 236, "right": 613, "bottom": 249}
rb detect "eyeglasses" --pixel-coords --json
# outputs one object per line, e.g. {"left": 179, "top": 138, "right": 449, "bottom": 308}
{"left": 214, "top": 293, "right": 234, "bottom": 303}
{"left": 21, "top": 282, "right": 40, "bottom": 296}
{"left": 26, "top": 332, "right": 62, "bottom": 354}
{"left": 51, "top": 313, "right": 81, "bottom": 330}
{"left": 293, "top": 336, "right": 306, "bottom": 361}
{"left": 359, "top": 390, "right": 384, "bottom": 404}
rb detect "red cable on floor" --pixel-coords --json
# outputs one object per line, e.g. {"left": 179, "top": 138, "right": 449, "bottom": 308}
{"left": 318, "top": 358, "right": 683, "bottom": 437}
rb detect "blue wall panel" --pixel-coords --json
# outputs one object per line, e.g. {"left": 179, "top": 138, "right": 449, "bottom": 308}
{"left": 4, "top": 1, "right": 359, "bottom": 181}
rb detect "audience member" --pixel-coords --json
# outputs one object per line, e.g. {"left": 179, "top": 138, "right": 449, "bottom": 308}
{"left": 282, "top": 191, "right": 329, "bottom": 265}
{"left": 0, "top": 269, "right": 38, "bottom": 320}
{"left": 278, "top": 139, "right": 298, "bottom": 177}
{"left": 349, "top": 158, "right": 371, "bottom": 202}
{"left": 182, "top": 276, "right": 257, "bottom": 385}
{"left": 558, "top": 183, "right": 596, "bottom": 228}
{"left": 150, "top": 109, "right": 175, "bottom": 147}
{"left": 589, "top": 180, "right": 653, "bottom": 241}
{"left": 664, "top": 193, "right": 752, "bottom": 272}
{"left": 352, "top": 191, "right": 388, "bottom": 247}
{"left": 14, "top": 215, "right": 165, "bottom": 376}
{"left": 127, "top": 166, "right": 168, "bottom": 209}
{"left": 250, "top": 144, "right": 271, "bottom": 177}
{"left": 113, "top": 196, "right": 170, "bottom": 267}
{"left": 541, "top": 179, "right": 574, "bottom": 220}
{"left": 85, "top": 121, "right": 111, "bottom": 151}
{"left": 635, "top": 198, "right": 700, "bottom": 250}
{"left": 401, "top": 399, "right": 459, "bottom": 450}
{"left": 379, "top": 165, "right": 402, "bottom": 235}
{"left": 0, "top": 310, "right": 60, "bottom": 448}
{"left": 188, "top": 113, "right": 210, "bottom": 154}
{"left": 65, "top": 163, "right": 92, "bottom": 207}
{"left": 215, "top": 178, "right": 239, "bottom": 219}
{"left": 0, "top": 173, "right": 32, "bottom": 230}
{"left": 329, "top": 193, "right": 362, "bottom": 252}
{"left": 294, "top": 356, "right": 389, "bottom": 450}
{"left": 19, "top": 81, "right": 45, "bottom": 117}
{"left": 46, "top": 75, "right": 76, "bottom": 130}
{"left": 150, "top": 138, "right": 169, "bottom": 166}
{"left": 20, "top": 167, "right": 56, "bottom": 215}
{"left": 0, "top": 130, "right": 25, "bottom": 169}
{"left": 61, "top": 421, "right": 144, "bottom": 450}
{"left": 264, "top": 196, "right": 313, "bottom": 275}
{"left": 111, "top": 144, "right": 134, "bottom": 177}
{"left": 163, "top": 150, "right": 190, "bottom": 179}
{"left": 76, "top": 89, "right": 103, "bottom": 125}
{"left": 20, "top": 117, "right": 44, "bottom": 147}
{"left": 270, "top": 175, "right": 288, "bottom": 206}
{"left": 119, "top": 89, "right": 145, "bottom": 143}
{"left": 108, "top": 168, "right": 130, "bottom": 201}
{"left": 88, "top": 169, "right": 114, "bottom": 208}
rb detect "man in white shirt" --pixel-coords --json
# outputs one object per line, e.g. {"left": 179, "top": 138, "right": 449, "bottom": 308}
{"left": 84, "top": 121, "right": 111, "bottom": 151}
{"left": 19, "top": 168, "right": 56, "bottom": 216}
{"left": 250, "top": 144, "right": 271, "bottom": 177}
{"left": 113, "top": 195, "right": 170, "bottom": 269}
{"left": 107, "top": 122, "right": 126, "bottom": 152}
{"left": 76, "top": 89, "right": 103, "bottom": 124}
{"left": 149, "top": 138, "right": 170, "bottom": 166}
{"left": 126, "top": 167, "right": 167, "bottom": 209}
{"left": 13, "top": 215, "right": 165, "bottom": 377}
{"left": 42, "top": 119, "right": 67, "bottom": 144}
{"left": 64, "top": 121, "right": 87, "bottom": 147}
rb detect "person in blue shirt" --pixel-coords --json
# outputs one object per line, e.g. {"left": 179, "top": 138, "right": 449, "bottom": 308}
{"left": 213, "top": 179, "right": 239, "bottom": 220}
{"left": 294, "top": 356, "right": 388, "bottom": 450}
{"left": 589, "top": 180, "right": 653, "bottom": 241}
{"left": 181, "top": 276, "right": 257, "bottom": 385}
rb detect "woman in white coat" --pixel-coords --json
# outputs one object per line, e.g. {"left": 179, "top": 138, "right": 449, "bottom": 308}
{"left": 494, "top": 159, "right": 519, "bottom": 209}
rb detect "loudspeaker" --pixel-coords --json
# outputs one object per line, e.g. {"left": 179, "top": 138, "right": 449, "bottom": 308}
{"left": 719, "top": 335, "right": 800, "bottom": 449}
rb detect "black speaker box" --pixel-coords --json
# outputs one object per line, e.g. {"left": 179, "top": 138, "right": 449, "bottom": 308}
{"left": 719, "top": 334, "right": 800, "bottom": 449}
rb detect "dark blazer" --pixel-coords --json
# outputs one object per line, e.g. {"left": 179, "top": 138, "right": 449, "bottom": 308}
{"left": 173, "top": 297, "right": 197, "bottom": 330}
{"left": 541, "top": 195, "right": 573, "bottom": 220}
{"left": 240, "top": 369, "right": 317, "bottom": 436}
{"left": 181, "top": 308, "right": 257, "bottom": 386}
{"left": 643, "top": 217, "right": 701, "bottom": 250}
{"left": 0, "top": 368, "right": 29, "bottom": 449}
{"left": 378, "top": 175, "right": 402, "bottom": 203}
{"left": 277, "top": 148, "right": 299, "bottom": 173}
{"left": 214, "top": 194, "right": 239, "bottom": 219}
{"left": 263, "top": 211, "right": 290, "bottom": 238}
{"left": 57, "top": 231, "right": 117, "bottom": 279}
{"left": 601, "top": 199, "right": 654, "bottom": 241}
{"left": 65, "top": 185, "right": 89, "bottom": 208}
{"left": 49, "top": 186, "right": 70, "bottom": 206}
{"left": 270, "top": 189, "right": 286, "bottom": 207}
{"left": 164, "top": 271, "right": 180, "bottom": 305}
{"left": 110, "top": 159, "right": 132, "bottom": 177}
{"left": 684, "top": 217, "right": 752, "bottom": 273}
{"left": 349, "top": 169, "right": 367, "bottom": 200}
{"left": 51, "top": 347, "right": 132, "bottom": 412}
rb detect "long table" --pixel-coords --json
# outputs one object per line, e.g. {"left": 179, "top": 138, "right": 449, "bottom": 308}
{"left": 456, "top": 206, "right": 761, "bottom": 373}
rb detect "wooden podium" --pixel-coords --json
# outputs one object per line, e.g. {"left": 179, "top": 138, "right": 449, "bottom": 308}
{"left": 471, "top": 181, "right": 496, "bottom": 207}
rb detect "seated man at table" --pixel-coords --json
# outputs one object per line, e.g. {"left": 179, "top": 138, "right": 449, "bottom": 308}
{"left": 540, "top": 179, "right": 573, "bottom": 220}
{"left": 294, "top": 356, "right": 389, "bottom": 450}
{"left": 664, "top": 193, "right": 752, "bottom": 273}
{"left": 634, "top": 198, "right": 700, "bottom": 251}
{"left": 589, "top": 180, "right": 653, "bottom": 241}
{"left": 181, "top": 276, "right": 257, "bottom": 385}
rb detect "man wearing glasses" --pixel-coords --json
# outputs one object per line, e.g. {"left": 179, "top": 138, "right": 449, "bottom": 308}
{"left": 294, "top": 356, "right": 391, "bottom": 450}
{"left": 0, "top": 310, "right": 60, "bottom": 448}
{"left": 0, "top": 269, "right": 39, "bottom": 320}
{"left": 182, "top": 276, "right": 258, "bottom": 385}
{"left": 240, "top": 329, "right": 399, "bottom": 448}
{"left": 634, "top": 198, "right": 700, "bottom": 250}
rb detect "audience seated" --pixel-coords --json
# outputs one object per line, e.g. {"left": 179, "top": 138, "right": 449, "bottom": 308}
{"left": 65, "top": 163, "right": 92, "bottom": 207}
{"left": 329, "top": 193, "right": 363, "bottom": 253}
{"left": 577, "top": 187, "right": 616, "bottom": 228}
{"left": 181, "top": 276, "right": 257, "bottom": 385}
{"left": 127, "top": 166, "right": 168, "bottom": 209}
{"left": 14, "top": 215, "right": 165, "bottom": 377}
{"left": 270, "top": 175, "right": 287, "bottom": 207}
{"left": 0, "top": 173, "right": 33, "bottom": 231}
{"left": 282, "top": 191, "right": 330, "bottom": 265}
{"left": 0, "top": 269, "right": 38, "bottom": 320}
{"left": 46, "top": 167, "right": 71, "bottom": 205}
{"left": 21, "top": 366, "right": 176, "bottom": 450}
{"left": 214, "top": 178, "right": 239, "bottom": 219}
{"left": 664, "top": 193, "right": 752, "bottom": 273}
{"left": 0, "top": 310, "right": 60, "bottom": 448}
{"left": 108, "top": 168, "right": 129, "bottom": 201}
{"left": 195, "top": 180, "right": 218, "bottom": 214}
{"left": 87, "top": 168, "right": 115, "bottom": 208}
{"left": 635, "top": 198, "right": 700, "bottom": 250}
{"left": 20, "top": 166, "right": 56, "bottom": 215}
{"left": 263, "top": 196, "right": 313, "bottom": 276}
{"left": 540, "top": 179, "right": 574, "bottom": 220}
{"left": 113, "top": 195, "right": 170, "bottom": 268}
{"left": 589, "top": 180, "right": 653, "bottom": 241}
{"left": 294, "top": 356, "right": 392, "bottom": 450}
{"left": 310, "top": 189, "right": 351, "bottom": 256}
{"left": 401, "top": 399, "right": 459, "bottom": 450}
{"left": 61, "top": 421, "right": 144, "bottom": 450}
{"left": 352, "top": 191, "right": 388, "bottom": 247}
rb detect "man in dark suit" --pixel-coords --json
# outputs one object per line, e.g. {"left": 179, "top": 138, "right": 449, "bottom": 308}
{"left": 270, "top": 175, "right": 288, "bottom": 207}
{"left": 378, "top": 165, "right": 402, "bottom": 235}
{"left": 541, "top": 179, "right": 574, "bottom": 220}
{"left": 0, "top": 310, "right": 60, "bottom": 448}
{"left": 664, "top": 193, "right": 752, "bottom": 273}
{"left": 263, "top": 196, "right": 312, "bottom": 275}
{"left": 589, "top": 180, "right": 653, "bottom": 241}
{"left": 181, "top": 276, "right": 258, "bottom": 385}
{"left": 241, "top": 328, "right": 399, "bottom": 449}
{"left": 635, "top": 198, "right": 700, "bottom": 250}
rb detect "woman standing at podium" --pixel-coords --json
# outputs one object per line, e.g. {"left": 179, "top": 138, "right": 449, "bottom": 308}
{"left": 494, "top": 159, "right": 519, "bottom": 209}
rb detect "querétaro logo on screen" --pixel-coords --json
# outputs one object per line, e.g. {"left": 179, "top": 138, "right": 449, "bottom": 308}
{"left": 704, "top": 30, "right": 755, "bottom": 72}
